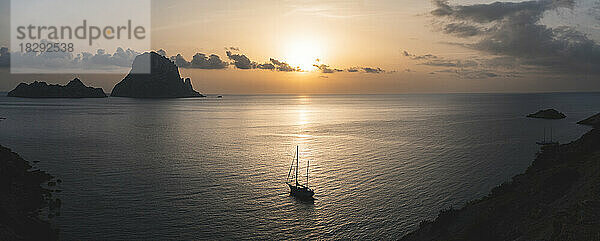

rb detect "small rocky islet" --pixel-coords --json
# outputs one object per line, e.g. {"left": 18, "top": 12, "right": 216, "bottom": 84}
{"left": 7, "top": 78, "right": 107, "bottom": 98}
{"left": 526, "top": 108, "right": 567, "bottom": 119}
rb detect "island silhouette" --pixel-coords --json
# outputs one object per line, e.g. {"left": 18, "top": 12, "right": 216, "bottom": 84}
{"left": 111, "top": 52, "right": 205, "bottom": 98}
{"left": 7, "top": 78, "right": 107, "bottom": 98}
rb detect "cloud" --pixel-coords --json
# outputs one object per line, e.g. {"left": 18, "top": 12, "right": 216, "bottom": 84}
{"left": 168, "top": 52, "right": 228, "bottom": 69}
{"left": 8, "top": 46, "right": 139, "bottom": 71}
{"left": 0, "top": 47, "right": 9, "bottom": 67}
{"left": 270, "top": 58, "right": 298, "bottom": 72}
{"left": 156, "top": 49, "right": 167, "bottom": 57}
{"left": 226, "top": 51, "right": 254, "bottom": 69}
{"left": 314, "top": 64, "right": 336, "bottom": 73}
{"left": 2, "top": 45, "right": 391, "bottom": 75}
{"left": 442, "top": 22, "right": 482, "bottom": 37}
{"left": 170, "top": 54, "right": 190, "bottom": 68}
{"left": 256, "top": 62, "right": 275, "bottom": 70}
{"left": 431, "top": 68, "right": 504, "bottom": 79}
{"left": 421, "top": 59, "right": 478, "bottom": 68}
{"left": 190, "top": 53, "right": 228, "bottom": 69}
{"left": 363, "top": 67, "right": 385, "bottom": 73}
{"left": 402, "top": 51, "right": 437, "bottom": 60}
{"left": 431, "top": 0, "right": 600, "bottom": 74}
{"left": 228, "top": 47, "right": 240, "bottom": 51}
{"left": 431, "top": 0, "right": 573, "bottom": 23}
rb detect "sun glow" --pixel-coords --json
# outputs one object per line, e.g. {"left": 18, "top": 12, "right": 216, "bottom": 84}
{"left": 284, "top": 39, "right": 323, "bottom": 71}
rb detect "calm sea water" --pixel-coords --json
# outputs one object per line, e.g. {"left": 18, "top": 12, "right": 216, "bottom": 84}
{"left": 0, "top": 93, "right": 598, "bottom": 240}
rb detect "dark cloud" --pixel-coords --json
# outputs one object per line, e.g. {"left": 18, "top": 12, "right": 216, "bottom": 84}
{"left": 422, "top": 59, "right": 478, "bottom": 68}
{"left": 432, "top": 0, "right": 574, "bottom": 23}
{"left": 1, "top": 44, "right": 389, "bottom": 74}
{"left": 402, "top": 51, "right": 437, "bottom": 60}
{"left": 0, "top": 47, "right": 9, "bottom": 67}
{"left": 363, "top": 67, "right": 385, "bottom": 74}
{"left": 4, "top": 46, "right": 139, "bottom": 71}
{"left": 442, "top": 22, "right": 482, "bottom": 37}
{"left": 270, "top": 58, "right": 298, "bottom": 72}
{"left": 226, "top": 51, "right": 254, "bottom": 69}
{"left": 256, "top": 63, "right": 275, "bottom": 70}
{"left": 431, "top": 0, "right": 600, "bottom": 74}
{"left": 591, "top": 2, "right": 600, "bottom": 21}
{"left": 170, "top": 54, "right": 190, "bottom": 68}
{"left": 190, "top": 53, "right": 228, "bottom": 69}
{"left": 431, "top": 68, "right": 503, "bottom": 79}
{"left": 156, "top": 49, "right": 167, "bottom": 57}
{"left": 314, "top": 64, "right": 336, "bottom": 73}
{"left": 169, "top": 52, "right": 228, "bottom": 69}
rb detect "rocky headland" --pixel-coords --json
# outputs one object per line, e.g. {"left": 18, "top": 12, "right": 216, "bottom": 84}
{"left": 7, "top": 78, "right": 107, "bottom": 98}
{"left": 578, "top": 113, "right": 600, "bottom": 127}
{"left": 527, "top": 109, "right": 567, "bottom": 119}
{"left": 0, "top": 145, "right": 61, "bottom": 241}
{"left": 111, "top": 52, "right": 205, "bottom": 98}
{"left": 401, "top": 113, "right": 600, "bottom": 241}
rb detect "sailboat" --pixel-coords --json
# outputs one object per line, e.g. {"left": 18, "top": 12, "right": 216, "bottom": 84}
{"left": 286, "top": 146, "right": 315, "bottom": 199}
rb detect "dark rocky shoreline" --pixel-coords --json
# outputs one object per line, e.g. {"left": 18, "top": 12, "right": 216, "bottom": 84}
{"left": 0, "top": 145, "right": 60, "bottom": 241}
{"left": 402, "top": 123, "right": 600, "bottom": 240}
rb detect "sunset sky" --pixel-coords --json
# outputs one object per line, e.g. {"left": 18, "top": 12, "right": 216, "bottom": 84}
{"left": 1, "top": 0, "right": 600, "bottom": 94}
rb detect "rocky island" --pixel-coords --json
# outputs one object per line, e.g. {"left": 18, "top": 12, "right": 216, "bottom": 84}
{"left": 401, "top": 113, "right": 600, "bottom": 241}
{"left": 111, "top": 52, "right": 205, "bottom": 98}
{"left": 526, "top": 109, "right": 566, "bottom": 119}
{"left": 7, "top": 78, "right": 107, "bottom": 98}
{"left": 0, "top": 145, "right": 61, "bottom": 240}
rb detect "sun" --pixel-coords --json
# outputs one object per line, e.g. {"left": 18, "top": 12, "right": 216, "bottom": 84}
{"left": 284, "top": 39, "right": 323, "bottom": 71}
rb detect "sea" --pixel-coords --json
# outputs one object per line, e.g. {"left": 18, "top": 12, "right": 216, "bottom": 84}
{"left": 0, "top": 93, "right": 598, "bottom": 240}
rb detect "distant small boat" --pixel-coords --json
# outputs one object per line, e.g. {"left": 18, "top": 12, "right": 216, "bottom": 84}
{"left": 217, "top": 95, "right": 223, "bottom": 98}
{"left": 286, "top": 146, "right": 314, "bottom": 199}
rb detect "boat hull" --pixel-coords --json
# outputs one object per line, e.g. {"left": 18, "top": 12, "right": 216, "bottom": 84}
{"left": 287, "top": 183, "right": 314, "bottom": 199}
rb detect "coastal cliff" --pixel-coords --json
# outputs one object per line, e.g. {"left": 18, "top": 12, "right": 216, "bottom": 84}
{"left": 0, "top": 145, "right": 60, "bottom": 240}
{"left": 578, "top": 113, "right": 600, "bottom": 127}
{"left": 401, "top": 124, "right": 600, "bottom": 240}
{"left": 111, "top": 52, "right": 204, "bottom": 98}
{"left": 7, "top": 78, "right": 107, "bottom": 98}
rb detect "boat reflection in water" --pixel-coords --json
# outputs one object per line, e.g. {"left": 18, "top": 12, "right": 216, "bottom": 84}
{"left": 286, "top": 146, "right": 315, "bottom": 200}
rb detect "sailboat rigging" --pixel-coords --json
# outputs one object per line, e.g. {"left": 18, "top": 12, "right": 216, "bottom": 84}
{"left": 286, "top": 146, "right": 315, "bottom": 199}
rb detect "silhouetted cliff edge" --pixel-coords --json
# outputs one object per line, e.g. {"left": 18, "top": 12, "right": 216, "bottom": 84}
{"left": 111, "top": 52, "right": 205, "bottom": 98}
{"left": 0, "top": 145, "right": 60, "bottom": 240}
{"left": 402, "top": 123, "right": 600, "bottom": 240}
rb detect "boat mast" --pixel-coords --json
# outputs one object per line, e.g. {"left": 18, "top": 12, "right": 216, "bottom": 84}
{"left": 296, "top": 146, "right": 299, "bottom": 186}
{"left": 306, "top": 157, "right": 309, "bottom": 188}
{"left": 287, "top": 150, "right": 295, "bottom": 183}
